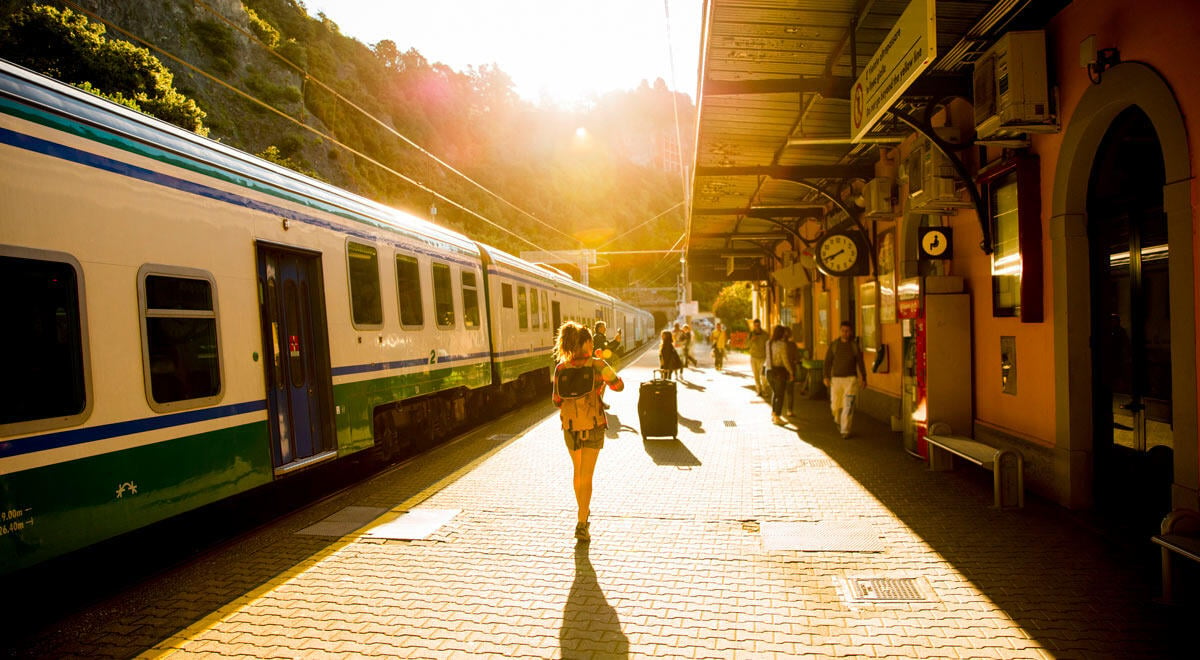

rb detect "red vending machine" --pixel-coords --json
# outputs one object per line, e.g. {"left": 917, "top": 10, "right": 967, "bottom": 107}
{"left": 900, "top": 277, "right": 973, "bottom": 459}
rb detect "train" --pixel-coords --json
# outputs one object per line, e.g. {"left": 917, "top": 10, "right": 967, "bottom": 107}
{"left": 0, "top": 59, "right": 654, "bottom": 573}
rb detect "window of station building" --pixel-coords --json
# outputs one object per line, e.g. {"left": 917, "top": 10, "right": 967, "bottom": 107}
{"left": 395, "top": 253, "right": 424, "bottom": 327}
{"left": 139, "top": 268, "right": 222, "bottom": 410}
{"left": 462, "top": 271, "right": 481, "bottom": 329}
{"left": 530, "top": 287, "right": 540, "bottom": 328}
{"left": 432, "top": 262, "right": 455, "bottom": 328}
{"left": 502, "top": 283, "right": 513, "bottom": 308}
{"left": 990, "top": 170, "right": 1021, "bottom": 316}
{"left": 1, "top": 251, "right": 91, "bottom": 432}
{"left": 517, "top": 286, "right": 529, "bottom": 330}
{"left": 347, "top": 241, "right": 382, "bottom": 328}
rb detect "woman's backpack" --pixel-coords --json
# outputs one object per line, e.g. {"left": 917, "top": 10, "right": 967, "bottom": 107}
{"left": 555, "top": 359, "right": 599, "bottom": 400}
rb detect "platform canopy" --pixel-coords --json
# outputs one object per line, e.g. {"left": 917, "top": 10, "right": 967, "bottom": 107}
{"left": 687, "top": 0, "right": 1066, "bottom": 282}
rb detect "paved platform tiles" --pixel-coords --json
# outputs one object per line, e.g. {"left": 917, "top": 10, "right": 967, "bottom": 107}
{"left": 8, "top": 348, "right": 1193, "bottom": 659}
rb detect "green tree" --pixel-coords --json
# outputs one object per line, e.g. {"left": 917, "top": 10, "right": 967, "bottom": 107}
{"left": 712, "top": 283, "right": 753, "bottom": 332}
{"left": 0, "top": 4, "right": 208, "bottom": 134}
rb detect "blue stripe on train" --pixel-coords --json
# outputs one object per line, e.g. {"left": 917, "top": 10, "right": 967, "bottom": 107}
{"left": 0, "top": 400, "right": 268, "bottom": 459}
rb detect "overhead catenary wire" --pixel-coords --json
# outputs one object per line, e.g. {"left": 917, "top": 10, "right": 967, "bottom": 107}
{"left": 596, "top": 201, "right": 685, "bottom": 249}
{"left": 191, "top": 0, "right": 582, "bottom": 250}
{"left": 57, "top": 0, "right": 556, "bottom": 254}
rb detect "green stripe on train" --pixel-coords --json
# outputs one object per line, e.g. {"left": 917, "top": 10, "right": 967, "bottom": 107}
{"left": 333, "top": 361, "right": 493, "bottom": 453}
{"left": 0, "top": 421, "right": 271, "bottom": 574}
{"left": 497, "top": 353, "right": 553, "bottom": 384}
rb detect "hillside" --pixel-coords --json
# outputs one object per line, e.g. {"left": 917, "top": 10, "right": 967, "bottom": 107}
{"left": 0, "top": 0, "right": 696, "bottom": 290}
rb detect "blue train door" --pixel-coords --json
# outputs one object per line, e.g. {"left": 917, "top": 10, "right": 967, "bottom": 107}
{"left": 257, "top": 245, "right": 336, "bottom": 472}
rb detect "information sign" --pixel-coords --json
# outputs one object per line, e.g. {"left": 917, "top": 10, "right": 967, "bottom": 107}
{"left": 850, "top": 0, "right": 937, "bottom": 141}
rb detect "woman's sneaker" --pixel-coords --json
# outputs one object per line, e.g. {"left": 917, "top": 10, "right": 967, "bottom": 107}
{"left": 575, "top": 521, "right": 590, "bottom": 542}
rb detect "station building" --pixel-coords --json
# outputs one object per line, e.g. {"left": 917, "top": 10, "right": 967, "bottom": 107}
{"left": 687, "top": 0, "right": 1200, "bottom": 534}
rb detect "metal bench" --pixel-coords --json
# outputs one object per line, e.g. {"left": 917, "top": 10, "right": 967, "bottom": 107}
{"left": 926, "top": 422, "right": 1024, "bottom": 508}
{"left": 1153, "top": 509, "right": 1200, "bottom": 604}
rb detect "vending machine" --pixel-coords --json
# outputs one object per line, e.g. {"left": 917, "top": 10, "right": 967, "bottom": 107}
{"left": 899, "top": 277, "right": 973, "bottom": 458}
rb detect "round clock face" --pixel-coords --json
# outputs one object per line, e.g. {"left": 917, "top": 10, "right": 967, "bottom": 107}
{"left": 818, "top": 233, "right": 859, "bottom": 274}
{"left": 922, "top": 229, "right": 949, "bottom": 257}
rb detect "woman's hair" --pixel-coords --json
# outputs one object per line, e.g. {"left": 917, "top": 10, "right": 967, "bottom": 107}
{"left": 771, "top": 324, "right": 788, "bottom": 341}
{"left": 554, "top": 321, "right": 593, "bottom": 363}
{"left": 660, "top": 330, "right": 673, "bottom": 344}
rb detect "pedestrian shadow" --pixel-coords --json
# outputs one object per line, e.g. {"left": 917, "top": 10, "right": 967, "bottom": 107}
{"left": 678, "top": 413, "right": 705, "bottom": 434}
{"left": 679, "top": 380, "right": 707, "bottom": 392}
{"left": 642, "top": 438, "right": 702, "bottom": 466}
{"left": 560, "top": 544, "right": 629, "bottom": 658}
{"left": 603, "top": 413, "right": 639, "bottom": 439}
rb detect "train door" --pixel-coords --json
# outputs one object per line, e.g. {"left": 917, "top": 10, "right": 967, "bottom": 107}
{"left": 257, "top": 244, "right": 336, "bottom": 472}
{"left": 1087, "top": 107, "right": 1173, "bottom": 531}
{"left": 551, "top": 301, "right": 561, "bottom": 334}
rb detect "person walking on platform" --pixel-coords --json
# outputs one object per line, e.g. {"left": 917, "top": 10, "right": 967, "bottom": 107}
{"left": 747, "top": 319, "right": 769, "bottom": 396}
{"left": 659, "top": 329, "right": 683, "bottom": 380}
{"left": 765, "top": 325, "right": 795, "bottom": 425}
{"left": 553, "top": 321, "right": 624, "bottom": 542}
{"left": 823, "top": 321, "right": 867, "bottom": 438}
{"left": 710, "top": 322, "right": 728, "bottom": 370}
{"left": 592, "top": 321, "right": 620, "bottom": 409}
{"left": 680, "top": 323, "right": 698, "bottom": 368}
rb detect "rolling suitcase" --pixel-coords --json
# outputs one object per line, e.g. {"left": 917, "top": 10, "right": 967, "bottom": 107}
{"left": 638, "top": 369, "right": 678, "bottom": 439}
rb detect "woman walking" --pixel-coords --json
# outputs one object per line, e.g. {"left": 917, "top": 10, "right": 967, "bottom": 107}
{"left": 553, "top": 321, "right": 624, "bottom": 542}
{"left": 765, "top": 325, "right": 795, "bottom": 425}
{"left": 659, "top": 329, "right": 684, "bottom": 380}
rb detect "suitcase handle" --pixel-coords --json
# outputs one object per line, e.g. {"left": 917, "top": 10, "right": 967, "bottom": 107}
{"left": 653, "top": 369, "right": 669, "bottom": 380}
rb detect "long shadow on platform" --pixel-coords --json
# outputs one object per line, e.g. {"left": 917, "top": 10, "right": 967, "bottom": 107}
{"left": 561, "top": 544, "right": 629, "bottom": 658}
{"left": 678, "top": 413, "right": 705, "bottom": 434}
{"left": 643, "top": 438, "right": 702, "bottom": 467}
{"left": 786, "top": 397, "right": 1193, "bottom": 657}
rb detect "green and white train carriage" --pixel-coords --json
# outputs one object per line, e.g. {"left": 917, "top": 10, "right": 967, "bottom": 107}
{"left": 0, "top": 60, "right": 649, "bottom": 574}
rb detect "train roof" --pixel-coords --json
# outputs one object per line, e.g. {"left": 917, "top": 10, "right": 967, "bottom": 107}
{"left": 0, "top": 59, "right": 479, "bottom": 258}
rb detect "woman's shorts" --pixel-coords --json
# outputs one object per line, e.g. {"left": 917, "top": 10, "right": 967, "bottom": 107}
{"left": 564, "top": 426, "right": 606, "bottom": 451}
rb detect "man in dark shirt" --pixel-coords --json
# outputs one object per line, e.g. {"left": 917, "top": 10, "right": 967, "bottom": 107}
{"left": 823, "top": 321, "right": 867, "bottom": 438}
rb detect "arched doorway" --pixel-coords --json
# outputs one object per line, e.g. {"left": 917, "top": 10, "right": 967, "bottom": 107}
{"left": 1086, "top": 107, "right": 1173, "bottom": 532}
{"left": 1050, "top": 63, "right": 1197, "bottom": 514}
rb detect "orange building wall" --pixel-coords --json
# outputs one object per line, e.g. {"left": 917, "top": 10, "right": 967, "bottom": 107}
{"left": 1042, "top": 0, "right": 1200, "bottom": 449}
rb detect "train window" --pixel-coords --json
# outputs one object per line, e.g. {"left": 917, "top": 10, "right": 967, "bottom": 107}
{"left": 139, "top": 267, "right": 222, "bottom": 410}
{"left": 502, "top": 283, "right": 513, "bottom": 308}
{"left": 395, "top": 254, "right": 423, "bottom": 327}
{"left": 461, "top": 271, "right": 481, "bottom": 329}
{"left": 541, "top": 292, "right": 548, "bottom": 328}
{"left": 0, "top": 251, "right": 91, "bottom": 433}
{"left": 530, "top": 287, "right": 540, "bottom": 328}
{"left": 517, "top": 286, "right": 528, "bottom": 330}
{"left": 432, "top": 262, "right": 455, "bottom": 328}
{"left": 347, "top": 242, "right": 382, "bottom": 328}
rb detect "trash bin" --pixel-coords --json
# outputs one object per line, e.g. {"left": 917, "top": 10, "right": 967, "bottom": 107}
{"left": 801, "top": 359, "right": 825, "bottom": 400}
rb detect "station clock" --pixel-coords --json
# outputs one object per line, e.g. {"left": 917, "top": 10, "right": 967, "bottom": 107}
{"left": 815, "top": 230, "right": 870, "bottom": 277}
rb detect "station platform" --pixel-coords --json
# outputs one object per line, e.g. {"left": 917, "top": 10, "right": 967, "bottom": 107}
{"left": 8, "top": 348, "right": 1190, "bottom": 658}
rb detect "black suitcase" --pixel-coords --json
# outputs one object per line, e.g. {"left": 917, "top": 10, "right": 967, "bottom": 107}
{"left": 638, "top": 369, "right": 678, "bottom": 439}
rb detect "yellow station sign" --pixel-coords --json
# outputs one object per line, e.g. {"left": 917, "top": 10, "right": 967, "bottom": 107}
{"left": 850, "top": 0, "right": 937, "bottom": 141}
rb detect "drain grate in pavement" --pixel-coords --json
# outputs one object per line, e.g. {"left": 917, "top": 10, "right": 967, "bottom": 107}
{"left": 295, "top": 506, "right": 388, "bottom": 537}
{"left": 839, "top": 576, "right": 935, "bottom": 603}
{"left": 724, "top": 420, "right": 737, "bottom": 427}
{"left": 760, "top": 521, "right": 883, "bottom": 552}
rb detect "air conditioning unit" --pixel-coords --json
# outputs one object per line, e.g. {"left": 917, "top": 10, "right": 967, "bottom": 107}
{"left": 973, "top": 30, "right": 1055, "bottom": 139}
{"left": 863, "top": 177, "right": 895, "bottom": 218}
{"left": 908, "top": 141, "right": 972, "bottom": 211}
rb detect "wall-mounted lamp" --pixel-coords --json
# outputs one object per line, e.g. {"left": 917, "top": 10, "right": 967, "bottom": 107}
{"left": 1080, "top": 35, "right": 1121, "bottom": 84}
